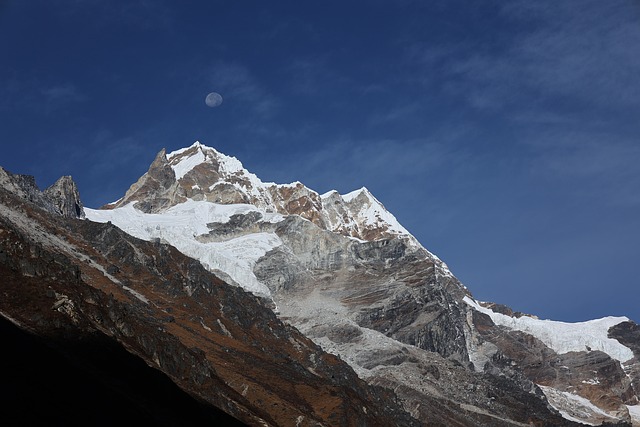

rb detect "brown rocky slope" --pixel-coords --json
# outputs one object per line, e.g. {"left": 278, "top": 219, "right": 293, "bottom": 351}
{"left": 0, "top": 167, "right": 416, "bottom": 427}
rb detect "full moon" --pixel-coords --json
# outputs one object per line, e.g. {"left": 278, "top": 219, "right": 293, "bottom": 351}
{"left": 205, "top": 92, "right": 223, "bottom": 108}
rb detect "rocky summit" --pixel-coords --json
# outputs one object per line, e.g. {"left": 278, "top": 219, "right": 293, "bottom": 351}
{"left": 2, "top": 141, "right": 639, "bottom": 426}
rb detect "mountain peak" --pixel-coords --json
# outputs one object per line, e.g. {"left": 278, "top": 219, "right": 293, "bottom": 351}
{"left": 78, "top": 141, "right": 640, "bottom": 426}
{"left": 108, "top": 141, "right": 417, "bottom": 244}
{"left": 341, "top": 186, "right": 371, "bottom": 202}
{"left": 0, "top": 167, "right": 84, "bottom": 218}
{"left": 88, "top": 140, "right": 431, "bottom": 298}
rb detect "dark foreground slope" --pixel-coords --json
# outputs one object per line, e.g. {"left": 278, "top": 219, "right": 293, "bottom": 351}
{"left": 0, "top": 168, "right": 416, "bottom": 427}
{"left": 0, "top": 316, "right": 244, "bottom": 427}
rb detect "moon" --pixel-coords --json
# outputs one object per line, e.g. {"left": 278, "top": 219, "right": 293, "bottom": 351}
{"left": 205, "top": 92, "right": 223, "bottom": 108}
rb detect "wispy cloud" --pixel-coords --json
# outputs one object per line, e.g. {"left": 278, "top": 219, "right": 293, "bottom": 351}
{"left": 525, "top": 130, "right": 640, "bottom": 207}
{"left": 41, "top": 83, "right": 86, "bottom": 113}
{"left": 409, "top": 1, "right": 640, "bottom": 118}
{"left": 285, "top": 55, "right": 350, "bottom": 96}
{"left": 266, "top": 130, "right": 473, "bottom": 199}
{"left": 0, "top": 74, "right": 86, "bottom": 114}
{"left": 208, "top": 62, "right": 279, "bottom": 118}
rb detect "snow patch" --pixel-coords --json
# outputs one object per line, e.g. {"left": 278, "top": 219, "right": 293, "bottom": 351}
{"left": 538, "top": 385, "right": 620, "bottom": 425}
{"left": 171, "top": 146, "right": 206, "bottom": 180}
{"left": 463, "top": 297, "right": 633, "bottom": 363}
{"left": 342, "top": 187, "right": 368, "bottom": 203}
{"left": 85, "top": 201, "right": 282, "bottom": 297}
{"left": 166, "top": 140, "right": 201, "bottom": 160}
{"left": 627, "top": 404, "right": 640, "bottom": 426}
{"left": 320, "top": 189, "right": 339, "bottom": 199}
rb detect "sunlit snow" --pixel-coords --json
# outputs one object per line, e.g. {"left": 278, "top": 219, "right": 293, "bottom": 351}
{"left": 538, "top": 385, "right": 621, "bottom": 426}
{"left": 171, "top": 147, "right": 206, "bottom": 180}
{"left": 627, "top": 404, "right": 640, "bottom": 425}
{"left": 87, "top": 141, "right": 439, "bottom": 297}
{"left": 85, "top": 201, "right": 282, "bottom": 297}
{"left": 463, "top": 296, "right": 633, "bottom": 363}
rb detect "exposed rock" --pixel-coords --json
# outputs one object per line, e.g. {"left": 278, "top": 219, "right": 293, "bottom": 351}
{"left": 610, "top": 322, "right": 640, "bottom": 404}
{"left": 471, "top": 307, "right": 637, "bottom": 425}
{"left": 80, "top": 142, "right": 638, "bottom": 426}
{"left": 111, "top": 148, "right": 183, "bottom": 212}
{"left": 0, "top": 167, "right": 84, "bottom": 218}
{"left": 0, "top": 181, "right": 418, "bottom": 426}
{"left": 44, "top": 175, "right": 85, "bottom": 218}
{"left": 107, "top": 143, "right": 417, "bottom": 244}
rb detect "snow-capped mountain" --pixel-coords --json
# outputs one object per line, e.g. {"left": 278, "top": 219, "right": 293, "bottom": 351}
{"left": 88, "top": 141, "right": 441, "bottom": 297}
{"left": 0, "top": 165, "right": 417, "bottom": 426}
{"left": 84, "top": 141, "right": 640, "bottom": 426}
{"left": 106, "top": 141, "right": 418, "bottom": 243}
{"left": 1, "top": 141, "right": 636, "bottom": 426}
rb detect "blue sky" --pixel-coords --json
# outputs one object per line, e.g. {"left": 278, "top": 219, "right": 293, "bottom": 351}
{"left": 1, "top": 1, "right": 639, "bottom": 322}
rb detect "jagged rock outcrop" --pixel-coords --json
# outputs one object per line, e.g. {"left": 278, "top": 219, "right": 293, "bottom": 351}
{"left": 107, "top": 142, "right": 415, "bottom": 243}
{"left": 0, "top": 167, "right": 84, "bottom": 218}
{"left": 44, "top": 175, "right": 85, "bottom": 218}
{"left": 610, "top": 322, "right": 640, "bottom": 415}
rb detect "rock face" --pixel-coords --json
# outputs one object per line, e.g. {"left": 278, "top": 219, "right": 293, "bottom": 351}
{"left": 11, "top": 141, "right": 638, "bottom": 426}
{"left": 107, "top": 142, "right": 415, "bottom": 243}
{"left": 84, "top": 141, "right": 640, "bottom": 426}
{"left": 0, "top": 173, "right": 417, "bottom": 426}
{"left": 0, "top": 167, "right": 84, "bottom": 218}
{"left": 44, "top": 175, "right": 85, "bottom": 218}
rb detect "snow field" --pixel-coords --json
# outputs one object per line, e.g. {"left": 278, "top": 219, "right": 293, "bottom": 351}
{"left": 463, "top": 296, "right": 633, "bottom": 363}
{"left": 85, "top": 201, "right": 283, "bottom": 297}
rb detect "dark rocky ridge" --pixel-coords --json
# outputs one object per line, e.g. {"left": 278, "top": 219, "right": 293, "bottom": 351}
{"left": 10, "top": 141, "right": 640, "bottom": 426}
{"left": 610, "top": 322, "right": 640, "bottom": 404}
{"left": 0, "top": 315, "right": 244, "bottom": 427}
{"left": 0, "top": 167, "right": 83, "bottom": 218}
{"left": 44, "top": 175, "right": 85, "bottom": 218}
{"left": 0, "top": 174, "right": 417, "bottom": 426}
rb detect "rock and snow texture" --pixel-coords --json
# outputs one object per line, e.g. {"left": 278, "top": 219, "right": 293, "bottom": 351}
{"left": 84, "top": 141, "right": 639, "bottom": 426}
{"left": 86, "top": 200, "right": 282, "bottom": 297}
{"left": 463, "top": 296, "right": 634, "bottom": 363}
{"left": 538, "top": 385, "right": 625, "bottom": 426}
{"left": 464, "top": 296, "right": 638, "bottom": 425}
{"left": 107, "top": 141, "right": 419, "bottom": 243}
{"left": 319, "top": 187, "right": 416, "bottom": 245}
{"left": 628, "top": 404, "right": 640, "bottom": 427}
{"left": 87, "top": 141, "right": 429, "bottom": 297}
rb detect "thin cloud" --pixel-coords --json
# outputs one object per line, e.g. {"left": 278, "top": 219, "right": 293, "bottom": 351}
{"left": 281, "top": 133, "right": 472, "bottom": 197}
{"left": 525, "top": 130, "right": 640, "bottom": 207}
{"left": 42, "top": 83, "right": 86, "bottom": 112}
{"left": 285, "top": 55, "right": 350, "bottom": 96}
{"left": 209, "top": 62, "right": 279, "bottom": 118}
{"left": 0, "top": 75, "right": 86, "bottom": 114}
{"left": 408, "top": 1, "right": 640, "bottom": 117}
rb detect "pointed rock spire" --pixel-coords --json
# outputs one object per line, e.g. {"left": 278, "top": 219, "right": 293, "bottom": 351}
{"left": 44, "top": 176, "right": 85, "bottom": 218}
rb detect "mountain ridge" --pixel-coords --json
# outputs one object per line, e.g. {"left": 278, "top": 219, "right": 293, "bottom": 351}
{"left": 0, "top": 167, "right": 418, "bottom": 426}
{"left": 2, "top": 141, "right": 638, "bottom": 425}
{"left": 84, "top": 141, "right": 639, "bottom": 426}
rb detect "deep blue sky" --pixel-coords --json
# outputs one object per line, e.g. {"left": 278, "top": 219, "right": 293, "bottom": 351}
{"left": 1, "top": 1, "right": 639, "bottom": 322}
